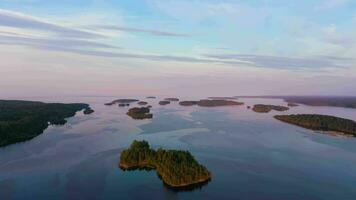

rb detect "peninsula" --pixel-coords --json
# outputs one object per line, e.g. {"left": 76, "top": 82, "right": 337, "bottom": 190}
{"left": 274, "top": 114, "right": 356, "bottom": 136}
{"left": 0, "top": 100, "right": 92, "bottom": 147}
{"left": 119, "top": 140, "right": 212, "bottom": 189}
{"left": 252, "top": 104, "right": 289, "bottom": 113}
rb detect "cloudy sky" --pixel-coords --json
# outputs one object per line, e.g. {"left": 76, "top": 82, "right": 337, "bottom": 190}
{"left": 0, "top": 0, "right": 355, "bottom": 98}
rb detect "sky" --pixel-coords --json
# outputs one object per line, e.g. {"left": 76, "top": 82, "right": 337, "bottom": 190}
{"left": 0, "top": 0, "right": 355, "bottom": 98}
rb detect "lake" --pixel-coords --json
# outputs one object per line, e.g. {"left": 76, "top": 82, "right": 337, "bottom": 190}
{"left": 1, "top": 97, "right": 356, "bottom": 200}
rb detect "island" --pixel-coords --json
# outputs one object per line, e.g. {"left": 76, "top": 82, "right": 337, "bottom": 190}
{"left": 179, "top": 100, "right": 244, "bottom": 107}
{"left": 235, "top": 96, "right": 356, "bottom": 109}
{"left": 274, "top": 114, "right": 356, "bottom": 136}
{"left": 105, "top": 99, "right": 139, "bottom": 106}
{"left": 164, "top": 98, "right": 180, "bottom": 102}
{"left": 159, "top": 100, "right": 170, "bottom": 105}
{"left": 0, "top": 100, "right": 92, "bottom": 147}
{"left": 127, "top": 107, "right": 153, "bottom": 120}
{"left": 119, "top": 140, "right": 212, "bottom": 189}
{"left": 138, "top": 101, "right": 148, "bottom": 105}
{"left": 287, "top": 102, "right": 299, "bottom": 107}
{"left": 208, "top": 97, "right": 238, "bottom": 100}
{"left": 83, "top": 107, "right": 95, "bottom": 115}
{"left": 252, "top": 104, "right": 289, "bottom": 113}
{"left": 146, "top": 96, "right": 156, "bottom": 99}
{"left": 179, "top": 101, "right": 198, "bottom": 106}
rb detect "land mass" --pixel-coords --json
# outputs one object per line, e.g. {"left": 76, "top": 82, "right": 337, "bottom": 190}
{"left": 127, "top": 107, "right": 153, "bottom": 119}
{"left": 0, "top": 100, "right": 91, "bottom": 147}
{"left": 236, "top": 96, "right": 356, "bottom": 109}
{"left": 105, "top": 99, "right": 139, "bottom": 106}
{"left": 179, "top": 100, "right": 244, "bottom": 107}
{"left": 159, "top": 100, "right": 170, "bottom": 105}
{"left": 252, "top": 104, "right": 289, "bottom": 113}
{"left": 138, "top": 101, "right": 148, "bottom": 105}
{"left": 164, "top": 98, "right": 180, "bottom": 102}
{"left": 274, "top": 114, "right": 356, "bottom": 136}
{"left": 119, "top": 140, "right": 211, "bottom": 189}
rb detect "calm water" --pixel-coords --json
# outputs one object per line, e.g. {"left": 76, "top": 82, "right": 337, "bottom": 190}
{"left": 1, "top": 97, "right": 356, "bottom": 200}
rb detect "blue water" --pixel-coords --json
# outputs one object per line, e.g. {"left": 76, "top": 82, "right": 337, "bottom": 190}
{"left": 1, "top": 97, "right": 356, "bottom": 200}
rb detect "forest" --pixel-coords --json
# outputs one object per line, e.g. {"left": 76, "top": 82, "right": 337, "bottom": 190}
{"left": 0, "top": 100, "right": 91, "bottom": 147}
{"left": 274, "top": 114, "right": 356, "bottom": 136}
{"left": 119, "top": 140, "right": 211, "bottom": 188}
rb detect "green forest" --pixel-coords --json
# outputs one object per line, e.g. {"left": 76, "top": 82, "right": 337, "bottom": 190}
{"left": 120, "top": 140, "right": 211, "bottom": 188}
{"left": 0, "top": 100, "right": 91, "bottom": 147}
{"left": 274, "top": 114, "right": 356, "bottom": 135}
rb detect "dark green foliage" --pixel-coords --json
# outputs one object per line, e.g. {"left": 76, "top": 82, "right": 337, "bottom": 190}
{"left": 120, "top": 140, "right": 211, "bottom": 187}
{"left": 0, "top": 100, "right": 90, "bottom": 147}
{"left": 126, "top": 107, "right": 153, "bottom": 119}
{"left": 274, "top": 114, "right": 356, "bottom": 135}
{"left": 83, "top": 108, "right": 94, "bottom": 115}
{"left": 253, "top": 104, "right": 289, "bottom": 113}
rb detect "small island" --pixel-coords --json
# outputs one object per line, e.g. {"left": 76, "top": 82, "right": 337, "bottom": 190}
{"left": 138, "top": 101, "right": 148, "bottom": 105}
{"left": 252, "top": 104, "right": 289, "bottom": 113}
{"left": 159, "top": 100, "right": 170, "bottom": 105}
{"left": 179, "top": 99, "right": 244, "bottom": 107}
{"left": 119, "top": 140, "right": 212, "bottom": 189}
{"left": 127, "top": 107, "right": 153, "bottom": 120}
{"left": 208, "top": 97, "right": 238, "bottom": 100}
{"left": 287, "top": 102, "right": 299, "bottom": 107}
{"left": 0, "top": 100, "right": 92, "bottom": 147}
{"left": 146, "top": 96, "right": 156, "bottom": 99}
{"left": 274, "top": 114, "right": 356, "bottom": 136}
{"left": 164, "top": 98, "right": 180, "bottom": 102}
{"left": 83, "top": 107, "right": 95, "bottom": 115}
{"left": 105, "top": 99, "right": 139, "bottom": 106}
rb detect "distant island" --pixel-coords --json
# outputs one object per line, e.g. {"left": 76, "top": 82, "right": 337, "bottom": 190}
{"left": 235, "top": 96, "right": 356, "bottom": 109}
{"left": 287, "top": 102, "right": 299, "bottom": 107}
{"left": 164, "top": 98, "right": 180, "bottom": 102}
{"left": 146, "top": 96, "right": 156, "bottom": 99}
{"left": 0, "top": 100, "right": 92, "bottom": 147}
{"left": 138, "top": 101, "right": 148, "bottom": 105}
{"left": 274, "top": 114, "right": 356, "bottom": 136}
{"left": 83, "top": 107, "right": 95, "bottom": 115}
{"left": 105, "top": 99, "right": 139, "bottom": 106}
{"left": 159, "top": 100, "right": 170, "bottom": 105}
{"left": 179, "top": 99, "right": 244, "bottom": 107}
{"left": 208, "top": 97, "right": 238, "bottom": 100}
{"left": 119, "top": 140, "right": 211, "bottom": 189}
{"left": 127, "top": 107, "right": 153, "bottom": 119}
{"left": 252, "top": 104, "right": 289, "bottom": 113}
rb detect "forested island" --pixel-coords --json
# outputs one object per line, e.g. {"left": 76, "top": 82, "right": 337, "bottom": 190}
{"left": 236, "top": 96, "right": 356, "bottom": 109}
{"left": 159, "top": 100, "right": 170, "bottom": 105}
{"left": 127, "top": 107, "right": 153, "bottom": 119}
{"left": 252, "top": 104, "right": 289, "bottom": 113}
{"left": 138, "top": 101, "right": 148, "bottom": 105}
{"left": 274, "top": 114, "right": 356, "bottom": 136}
{"left": 105, "top": 99, "right": 139, "bottom": 106}
{"left": 164, "top": 98, "right": 180, "bottom": 101}
{"left": 119, "top": 140, "right": 211, "bottom": 189}
{"left": 0, "top": 100, "right": 92, "bottom": 147}
{"left": 179, "top": 99, "right": 244, "bottom": 107}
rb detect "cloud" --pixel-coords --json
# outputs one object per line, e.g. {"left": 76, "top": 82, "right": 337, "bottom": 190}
{"left": 0, "top": 9, "right": 103, "bottom": 38}
{"left": 0, "top": 35, "right": 119, "bottom": 50}
{"left": 204, "top": 54, "right": 351, "bottom": 70}
{"left": 91, "top": 25, "right": 189, "bottom": 37}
